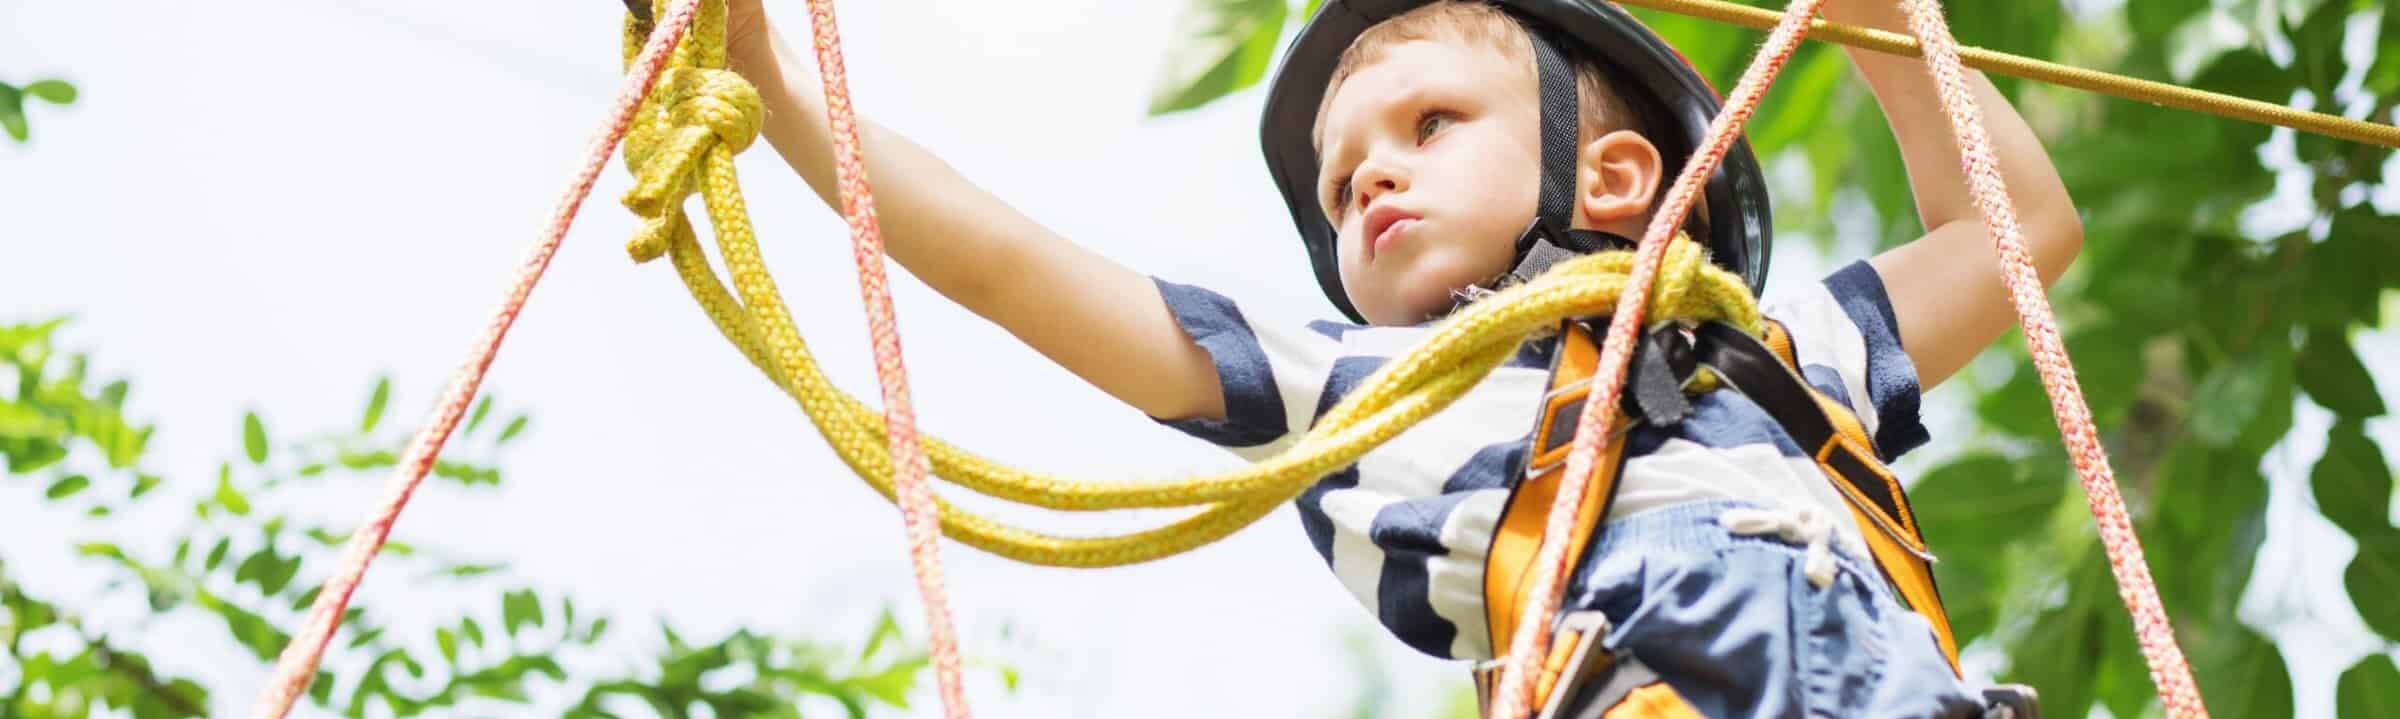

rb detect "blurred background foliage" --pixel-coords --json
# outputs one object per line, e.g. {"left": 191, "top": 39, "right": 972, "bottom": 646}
{"left": 1, "top": 318, "right": 963, "bottom": 718}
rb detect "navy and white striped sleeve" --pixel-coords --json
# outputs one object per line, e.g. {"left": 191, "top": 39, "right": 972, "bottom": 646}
{"left": 1148, "top": 278, "right": 1344, "bottom": 461}
{"left": 1760, "top": 260, "right": 1930, "bottom": 461}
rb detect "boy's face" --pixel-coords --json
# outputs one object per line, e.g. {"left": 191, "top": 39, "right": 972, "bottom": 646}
{"left": 1316, "top": 38, "right": 1545, "bottom": 325}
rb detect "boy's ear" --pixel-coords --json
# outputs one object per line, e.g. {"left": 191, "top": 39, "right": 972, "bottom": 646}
{"left": 1575, "top": 129, "right": 1664, "bottom": 230}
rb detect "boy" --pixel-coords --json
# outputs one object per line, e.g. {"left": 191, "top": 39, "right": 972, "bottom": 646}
{"left": 721, "top": 0, "right": 2080, "bottom": 716}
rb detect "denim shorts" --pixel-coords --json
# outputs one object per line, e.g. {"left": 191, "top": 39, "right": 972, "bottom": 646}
{"left": 1555, "top": 500, "right": 1990, "bottom": 719}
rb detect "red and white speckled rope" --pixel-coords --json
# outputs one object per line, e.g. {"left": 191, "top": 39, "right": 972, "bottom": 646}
{"left": 247, "top": 1, "right": 709, "bottom": 716}
{"left": 1484, "top": 0, "right": 1826, "bottom": 715}
{"left": 796, "top": 0, "right": 972, "bottom": 715}
{"left": 1894, "top": 0, "right": 2205, "bottom": 715}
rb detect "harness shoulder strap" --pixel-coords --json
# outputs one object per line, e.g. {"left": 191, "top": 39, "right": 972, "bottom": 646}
{"left": 1486, "top": 320, "right": 1632, "bottom": 661}
{"left": 1698, "top": 321, "right": 1962, "bottom": 669}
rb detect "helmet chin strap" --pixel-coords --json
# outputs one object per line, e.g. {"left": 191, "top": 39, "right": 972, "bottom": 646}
{"left": 1450, "top": 26, "right": 1635, "bottom": 312}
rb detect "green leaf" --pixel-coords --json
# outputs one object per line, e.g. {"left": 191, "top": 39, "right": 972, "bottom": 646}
{"left": 465, "top": 395, "right": 496, "bottom": 434}
{"left": 130, "top": 472, "right": 161, "bottom": 499}
{"left": 2347, "top": 525, "right": 2400, "bottom": 636}
{"left": 99, "top": 379, "right": 129, "bottom": 407}
{"left": 204, "top": 538, "right": 231, "bottom": 571}
{"left": 2188, "top": 625, "right": 2294, "bottom": 719}
{"left": 436, "top": 627, "right": 460, "bottom": 664}
{"left": 1, "top": 103, "right": 27, "bottom": 142}
{"left": 2128, "top": 0, "right": 2210, "bottom": 39}
{"left": 462, "top": 617, "right": 486, "bottom": 647}
{"left": 2368, "top": 2, "right": 2400, "bottom": 96}
{"left": 2008, "top": 549, "right": 2136, "bottom": 718}
{"left": 309, "top": 669, "right": 335, "bottom": 705}
{"left": 501, "top": 589, "right": 542, "bottom": 637}
{"left": 2312, "top": 419, "right": 2395, "bottom": 534}
{"left": 446, "top": 562, "right": 505, "bottom": 578}
{"left": 1746, "top": 46, "right": 1846, "bottom": 158}
{"left": 22, "top": 79, "right": 74, "bottom": 104}
{"left": 2297, "top": 327, "right": 2386, "bottom": 417}
{"left": 235, "top": 550, "right": 273, "bottom": 589}
{"left": 243, "top": 411, "right": 269, "bottom": 463}
{"left": 262, "top": 553, "right": 301, "bottom": 595}
{"left": 362, "top": 376, "right": 391, "bottom": 433}
{"left": 214, "top": 466, "right": 251, "bottom": 516}
{"left": 2284, "top": 0, "right": 2351, "bottom": 98}
{"left": 1976, "top": 353, "right": 2063, "bottom": 439}
{"left": 497, "top": 415, "right": 530, "bottom": 444}
{"left": 2189, "top": 355, "right": 2274, "bottom": 446}
{"left": 5, "top": 437, "right": 68, "bottom": 472}
{"left": 1943, "top": 0, "right": 2064, "bottom": 101}
{"left": 45, "top": 474, "right": 91, "bottom": 499}
{"left": 584, "top": 616, "right": 609, "bottom": 642}
{"left": 0, "top": 399, "right": 68, "bottom": 438}
{"left": 861, "top": 607, "right": 904, "bottom": 662}
{"left": 2150, "top": 445, "right": 2272, "bottom": 622}
{"left": 2337, "top": 654, "right": 2400, "bottom": 719}
{"left": 853, "top": 655, "right": 928, "bottom": 708}
{"left": 1146, "top": 0, "right": 1287, "bottom": 116}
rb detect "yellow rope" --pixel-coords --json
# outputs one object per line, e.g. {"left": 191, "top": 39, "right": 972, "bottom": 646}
{"left": 1617, "top": 0, "right": 2400, "bottom": 150}
{"left": 614, "top": 0, "right": 2383, "bottom": 567}
{"left": 617, "top": 1, "right": 1759, "bottom": 568}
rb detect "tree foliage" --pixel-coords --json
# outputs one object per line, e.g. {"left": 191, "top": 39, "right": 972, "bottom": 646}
{"left": 1, "top": 318, "right": 953, "bottom": 717}
{"left": 1154, "top": 0, "right": 2400, "bottom": 716}
{"left": 0, "top": 76, "right": 75, "bottom": 143}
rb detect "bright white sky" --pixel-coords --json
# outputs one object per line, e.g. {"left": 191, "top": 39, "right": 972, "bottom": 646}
{"left": 3, "top": 1, "right": 2394, "bottom": 718}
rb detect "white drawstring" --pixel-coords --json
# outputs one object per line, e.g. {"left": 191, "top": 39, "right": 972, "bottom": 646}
{"left": 1719, "top": 505, "right": 1840, "bottom": 589}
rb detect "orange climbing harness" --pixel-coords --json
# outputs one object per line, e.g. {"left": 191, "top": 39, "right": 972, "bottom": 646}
{"left": 1474, "top": 318, "right": 1978, "bottom": 717}
{"left": 244, "top": 0, "right": 2400, "bottom": 716}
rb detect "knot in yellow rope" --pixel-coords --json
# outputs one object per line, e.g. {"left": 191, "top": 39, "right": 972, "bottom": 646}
{"left": 622, "top": 65, "right": 760, "bottom": 262}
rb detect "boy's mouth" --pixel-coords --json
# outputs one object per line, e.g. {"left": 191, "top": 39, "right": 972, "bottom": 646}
{"left": 1361, "top": 205, "right": 1421, "bottom": 263}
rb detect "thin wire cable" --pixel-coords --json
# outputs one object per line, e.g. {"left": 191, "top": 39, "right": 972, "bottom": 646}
{"left": 1616, "top": 0, "right": 2400, "bottom": 149}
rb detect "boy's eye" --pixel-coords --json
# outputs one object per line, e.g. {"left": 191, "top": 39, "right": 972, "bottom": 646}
{"left": 1416, "top": 111, "right": 1456, "bottom": 144}
{"left": 1328, "top": 178, "right": 1351, "bottom": 217}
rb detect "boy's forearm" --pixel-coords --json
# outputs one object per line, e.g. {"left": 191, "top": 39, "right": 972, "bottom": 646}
{"left": 1821, "top": 2, "right": 2074, "bottom": 259}
{"left": 1824, "top": 1, "right": 2083, "bottom": 389}
{"left": 725, "top": 25, "right": 1228, "bottom": 421}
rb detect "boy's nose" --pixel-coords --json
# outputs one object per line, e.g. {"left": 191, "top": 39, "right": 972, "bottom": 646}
{"left": 1355, "top": 161, "right": 1407, "bottom": 207}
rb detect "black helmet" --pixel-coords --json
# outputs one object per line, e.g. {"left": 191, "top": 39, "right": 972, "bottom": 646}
{"left": 1258, "top": 0, "right": 1772, "bottom": 323}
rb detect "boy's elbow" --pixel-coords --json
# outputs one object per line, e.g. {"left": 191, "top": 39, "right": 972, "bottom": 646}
{"left": 2032, "top": 192, "right": 2083, "bottom": 287}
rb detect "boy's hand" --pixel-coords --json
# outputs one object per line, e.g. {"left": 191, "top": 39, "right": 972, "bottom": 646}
{"left": 725, "top": 0, "right": 770, "bottom": 67}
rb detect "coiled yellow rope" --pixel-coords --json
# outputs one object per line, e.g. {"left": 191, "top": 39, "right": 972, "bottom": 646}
{"left": 615, "top": 1, "right": 1759, "bottom": 567}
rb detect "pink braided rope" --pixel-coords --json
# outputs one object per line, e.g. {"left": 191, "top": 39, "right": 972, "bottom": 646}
{"left": 797, "top": 0, "right": 972, "bottom": 716}
{"left": 1484, "top": 1, "right": 1826, "bottom": 716}
{"left": 244, "top": 2, "right": 709, "bottom": 716}
{"left": 1894, "top": 0, "right": 2206, "bottom": 715}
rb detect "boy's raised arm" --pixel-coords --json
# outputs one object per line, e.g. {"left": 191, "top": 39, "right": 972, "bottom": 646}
{"left": 725, "top": 10, "right": 1228, "bottom": 422}
{"left": 1825, "top": 1, "right": 2085, "bottom": 390}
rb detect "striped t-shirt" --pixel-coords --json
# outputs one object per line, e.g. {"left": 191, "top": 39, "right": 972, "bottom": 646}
{"left": 1152, "top": 261, "right": 1929, "bottom": 661}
